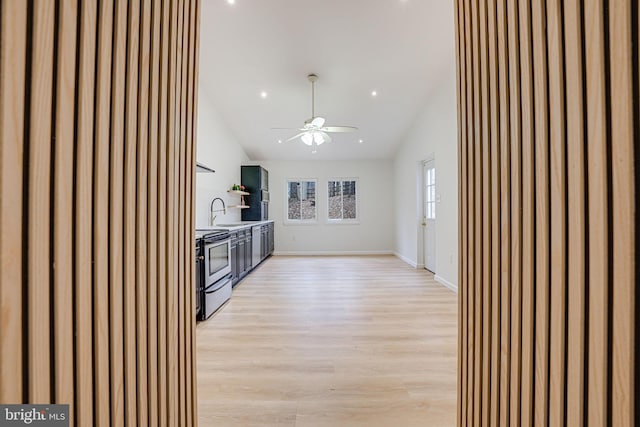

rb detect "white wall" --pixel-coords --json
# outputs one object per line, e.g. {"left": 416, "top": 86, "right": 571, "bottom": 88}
{"left": 195, "top": 91, "right": 250, "bottom": 228}
{"left": 258, "top": 160, "right": 394, "bottom": 254}
{"left": 393, "top": 66, "right": 458, "bottom": 289}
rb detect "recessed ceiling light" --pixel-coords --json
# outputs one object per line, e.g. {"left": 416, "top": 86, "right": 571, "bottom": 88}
{"left": 371, "top": 90, "right": 377, "bottom": 97}
{"left": 277, "top": 139, "right": 282, "bottom": 144}
{"left": 227, "top": 0, "right": 235, "bottom": 5}
{"left": 359, "top": 139, "right": 364, "bottom": 144}
{"left": 260, "top": 91, "right": 268, "bottom": 99}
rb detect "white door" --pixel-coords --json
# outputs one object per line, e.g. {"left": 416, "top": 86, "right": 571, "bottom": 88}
{"left": 423, "top": 159, "right": 436, "bottom": 273}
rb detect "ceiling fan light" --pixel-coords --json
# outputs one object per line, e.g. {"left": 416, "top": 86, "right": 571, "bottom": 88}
{"left": 301, "top": 133, "right": 313, "bottom": 146}
{"left": 313, "top": 132, "right": 326, "bottom": 145}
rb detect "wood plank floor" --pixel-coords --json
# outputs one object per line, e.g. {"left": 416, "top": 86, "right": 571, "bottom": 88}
{"left": 196, "top": 255, "right": 458, "bottom": 427}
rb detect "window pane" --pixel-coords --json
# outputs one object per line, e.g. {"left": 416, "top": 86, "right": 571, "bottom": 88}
{"left": 328, "top": 181, "right": 342, "bottom": 219}
{"left": 343, "top": 181, "right": 356, "bottom": 219}
{"left": 287, "top": 181, "right": 301, "bottom": 220}
{"left": 328, "top": 179, "right": 358, "bottom": 221}
{"left": 300, "top": 181, "right": 316, "bottom": 220}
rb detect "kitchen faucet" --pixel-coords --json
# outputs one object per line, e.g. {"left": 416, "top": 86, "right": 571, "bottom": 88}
{"left": 210, "top": 197, "right": 226, "bottom": 225}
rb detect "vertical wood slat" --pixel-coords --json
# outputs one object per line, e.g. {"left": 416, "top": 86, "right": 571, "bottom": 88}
{"left": 457, "top": 0, "right": 469, "bottom": 424}
{"left": 123, "top": 1, "right": 141, "bottom": 425}
{"left": 453, "top": 1, "right": 465, "bottom": 426}
{"left": 176, "top": 1, "right": 187, "bottom": 425}
{"left": 148, "top": 0, "right": 162, "bottom": 425}
{"left": 478, "top": 1, "right": 491, "bottom": 425}
{"left": 0, "top": 0, "right": 27, "bottom": 404}
{"left": 609, "top": 1, "right": 636, "bottom": 425}
{"left": 531, "top": 1, "right": 550, "bottom": 425}
{"left": 53, "top": 2, "right": 78, "bottom": 425}
{"left": 506, "top": 1, "right": 522, "bottom": 425}
{"left": 470, "top": 0, "right": 482, "bottom": 425}
{"left": 75, "top": 0, "right": 97, "bottom": 424}
{"left": 518, "top": 0, "right": 535, "bottom": 424}
{"left": 546, "top": 1, "right": 568, "bottom": 425}
{"left": 463, "top": 1, "right": 475, "bottom": 424}
{"left": 186, "top": 0, "right": 198, "bottom": 424}
{"left": 137, "top": 1, "right": 151, "bottom": 426}
{"left": 585, "top": 0, "right": 609, "bottom": 425}
{"left": 456, "top": 1, "right": 637, "bottom": 427}
{"left": 464, "top": 0, "right": 474, "bottom": 424}
{"left": 157, "top": 0, "right": 171, "bottom": 422}
{"left": 168, "top": 0, "right": 180, "bottom": 423}
{"left": 486, "top": 0, "right": 501, "bottom": 424}
{"left": 27, "top": 0, "right": 55, "bottom": 404}
{"left": 110, "top": 0, "right": 128, "bottom": 423}
{"left": 564, "top": 1, "right": 586, "bottom": 426}
{"left": 496, "top": 0, "right": 512, "bottom": 425}
{"left": 94, "top": 0, "right": 115, "bottom": 425}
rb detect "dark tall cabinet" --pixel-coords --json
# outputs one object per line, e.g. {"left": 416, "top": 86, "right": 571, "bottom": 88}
{"left": 241, "top": 165, "right": 269, "bottom": 221}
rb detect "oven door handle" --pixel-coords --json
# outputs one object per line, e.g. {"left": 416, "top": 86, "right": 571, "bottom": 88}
{"left": 204, "top": 276, "right": 231, "bottom": 294}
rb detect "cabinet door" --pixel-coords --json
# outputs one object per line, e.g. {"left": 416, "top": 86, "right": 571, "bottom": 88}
{"left": 269, "top": 224, "right": 274, "bottom": 254}
{"left": 230, "top": 240, "right": 238, "bottom": 284}
{"left": 238, "top": 239, "right": 245, "bottom": 275}
{"left": 260, "top": 167, "right": 268, "bottom": 190}
{"left": 244, "top": 234, "right": 251, "bottom": 272}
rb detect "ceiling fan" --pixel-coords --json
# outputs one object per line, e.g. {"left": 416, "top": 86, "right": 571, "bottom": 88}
{"left": 273, "top": 74, "right": 358, "bottom": 153}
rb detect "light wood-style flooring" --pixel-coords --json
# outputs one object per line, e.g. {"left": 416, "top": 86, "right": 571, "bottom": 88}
{"left": 196, "top": 255, "right": 458, "bottom": 427}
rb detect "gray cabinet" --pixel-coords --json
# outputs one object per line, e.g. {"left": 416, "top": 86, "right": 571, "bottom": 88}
{"left": 230, "top": 231, "right": 239, "bottom": 285}
{"left": 231, "top": 228, "right": 255, "bottom": 287}
{"left": 229, "top": 222, "right": 274, "bottom": 287}
{"left": 241, "top": 166, "right": 269, "bottom": 221}
{"left": 259, "top": 222, "right": 274, "bottom": 261}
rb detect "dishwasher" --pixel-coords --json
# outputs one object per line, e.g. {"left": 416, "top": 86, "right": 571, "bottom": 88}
{"left": 252, "top": 225, "right": 261, "bottom": 268}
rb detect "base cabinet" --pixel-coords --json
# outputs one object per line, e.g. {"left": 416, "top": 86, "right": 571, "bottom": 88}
{"left": 230, "top": 222, "right": 274, "bottom": 287}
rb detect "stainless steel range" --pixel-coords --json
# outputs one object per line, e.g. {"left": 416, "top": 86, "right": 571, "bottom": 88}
{"left": 195, "top": 229, "right": 232, "bottom": 320}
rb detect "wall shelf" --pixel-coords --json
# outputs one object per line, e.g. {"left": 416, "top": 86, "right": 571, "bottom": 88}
{"left": 228, "top": 190, "right": 250, "bottom": 196}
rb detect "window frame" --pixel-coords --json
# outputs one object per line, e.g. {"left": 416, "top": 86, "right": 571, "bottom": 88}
{"left": 326, "top": 177, "right": 359, "bottom": 224}
{"left": 284, "top": 178, "right": 318, "bottom": 225}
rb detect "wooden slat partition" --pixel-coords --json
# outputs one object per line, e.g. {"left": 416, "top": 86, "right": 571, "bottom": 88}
{"left": 455, "top": 0, "right": 638, "bottom": 425}
{"left": 0, "top": 1, "right": 202, "bottom": 425}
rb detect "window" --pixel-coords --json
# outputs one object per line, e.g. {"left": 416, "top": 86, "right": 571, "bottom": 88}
{"left": 425, "top": 166, "right": 435, "bottom": 219}
{"left": 286, "top": 179, "right": 317, "bottom": 222}
{"left": 328, "top": 178, "right": 358, "bottom": 222}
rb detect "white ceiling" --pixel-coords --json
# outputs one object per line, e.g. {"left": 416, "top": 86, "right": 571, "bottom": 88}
{"left": 198, "top": 0, "right": 456, "bottom": 161}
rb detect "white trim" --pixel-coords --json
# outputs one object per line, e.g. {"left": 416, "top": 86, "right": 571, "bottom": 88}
{"left": 394, "top": 252, "right": 418, "bottom": 268}
{"left": 435, "top": 275, "right": 458, "bottom": 293}
{"left": 274, "top": 250, "right": 393, "bottom": 256}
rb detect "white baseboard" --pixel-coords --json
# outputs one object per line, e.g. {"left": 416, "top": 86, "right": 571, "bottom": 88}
{"left": 273, "top": 250, "right": 393, "bottom": 256}
{"left": 393, "top": 252, "right": 417, "bottom": 268}
{"left": 435, "top": 275, "right": 458, "bottom": 293}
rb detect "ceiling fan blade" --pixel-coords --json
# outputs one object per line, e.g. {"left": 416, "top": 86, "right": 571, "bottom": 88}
{"left": 311, "top": 116, "right": 326, "bottom": 128}
{"left": 286, "top": 132, "right": 307, "bottom": 142}
{"left": 321, "top": 126, "right": 358, "bottom": 133}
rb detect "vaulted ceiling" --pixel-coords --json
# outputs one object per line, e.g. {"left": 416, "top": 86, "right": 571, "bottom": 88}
{"left": 198, "top": 0, "right": 456, "bottom": 161}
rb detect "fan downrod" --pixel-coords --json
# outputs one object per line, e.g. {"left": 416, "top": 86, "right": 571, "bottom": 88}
{"left": 307, "top": 73, "right": 318, "bottom": 83}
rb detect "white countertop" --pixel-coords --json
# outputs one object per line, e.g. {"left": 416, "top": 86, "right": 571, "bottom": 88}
{"left": 195, "top": 220, "right": 274, "bottom": 232}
